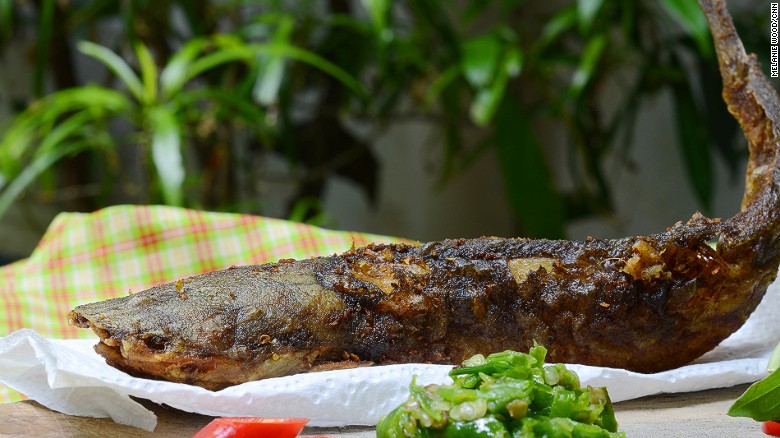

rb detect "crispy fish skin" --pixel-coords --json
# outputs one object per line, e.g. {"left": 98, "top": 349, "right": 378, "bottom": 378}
{"left": 69, "top": 0, "right": 780, "bottom": 390}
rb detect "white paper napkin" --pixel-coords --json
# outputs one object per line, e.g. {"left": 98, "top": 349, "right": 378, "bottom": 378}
{"left": 1, "top": 280, "right": 778, "bottom": 432}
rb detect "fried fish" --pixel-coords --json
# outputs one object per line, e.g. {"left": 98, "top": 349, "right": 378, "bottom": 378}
{"left": 69, "top": 0, "right": 780, "bottom": 390}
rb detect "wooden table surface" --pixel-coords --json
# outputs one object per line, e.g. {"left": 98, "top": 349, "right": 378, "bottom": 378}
{"left": 0, "top": 384, "right": 767, "bottom": 437}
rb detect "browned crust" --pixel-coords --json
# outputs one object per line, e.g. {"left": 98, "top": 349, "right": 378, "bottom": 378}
{"left": 67, "top": 0, "right": 780, "bottom": 390}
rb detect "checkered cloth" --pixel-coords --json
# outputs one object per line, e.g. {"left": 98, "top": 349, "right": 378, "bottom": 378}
{"left": 0, "top": 205, "right": 403, "bottom": 403}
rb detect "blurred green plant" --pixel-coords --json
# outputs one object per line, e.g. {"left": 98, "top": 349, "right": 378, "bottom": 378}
{"left": 0, "top": 36, "right": 364, "bottom": 212}
{"left": 0, "top": 0, "right": 768, "bottom": 239}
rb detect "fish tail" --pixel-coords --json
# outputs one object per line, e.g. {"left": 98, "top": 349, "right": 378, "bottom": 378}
{"left": 701, "top": 0, "right": 780, "bottom": 265}
{"left": 701, "top": 0, "right": 780, "bottom": 211}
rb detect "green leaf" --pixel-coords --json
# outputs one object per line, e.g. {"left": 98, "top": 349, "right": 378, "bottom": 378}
{"left": 659, "top": 0, "right": 712, "bottom": 57}
{"left": 0, "top": 140, "right": 92, "bottom": 222}
{"left": 423, "top": 65, "right": 460, "bottom": 109}
{"left": 63, "top": 1, "right": 115, "bottom": 31}
{"left": 769, "top": 342, "right": 780, "bottom": 373}
{"left": 361, "top": 0, "right": 392, "bottom": 42}
{"left": 406, "top": 0, "right": 460, "bottom": 62}
{"left": 577, "top": 0, "right": 604, "bottom": 34}
{"left": 729, "top": 369, "right": 780, "bottom": 421}
{"left": 0, "top": 86, "right": 130, "bottom": 174}
{"left": 461, "top": 0, "right": 494, "bottom": 23}
{"left": 470, "top": 45, "right": 522, "bottom": 126}
{"left": 536, "top": 6, "right": 577, "bottom": 51}
{"left": 436, "top": 78, "right": 465, "bottom": 183}
{"left": 494, "top": 99, "right": 566, "bottom": 238}
{"left": 33, "top": 0, "right": 54, "bottom": 97}
{"left": 503, "top": 47, "right": 523, "bottom": 77}
{"left": 0, "top": 0, "right": 13, "bottom": 42}
{"left": 462, "top": 34, "right": 523, "bottom": 126}
{"left": 0, "top": 111, "right": 94, "bottom": 178}
{"left": 34, "top": 111, "right": 99, "bottom": 157}
{"left": 263, "top": 44, "right": 368, "bottom": 100}
{"left": 461, "top": 34, "right": 502, "bottom": 89}
{"left": 134, "top": 42, "right": 158, "bottom": 104}
{"left": 180, "top": 88, "right": 269, "bottom": 132}
{"left": 697, "top": 59, "right": 741, "bottom": 178}
{"left": 253, "top": 16, "right": 293, "bottom": 106}
{"left": 160, "top": 38, "right": 209, "bottom": 99}
{"left": 184, "top": 42, "right": 368, "bottom": 101}
{"left": 471, "top": 83, "right": 506, "bottom": 127}
{"left": 147, "top": 105, "right": 184, "bottom": 206}
{"left": 287, "top": 196, "right": 332, "bottom": 226}
{"left": 670, "top": 57, "right": 713, "bottom": 213}
{"left": 78, "top": 41, "right": 145, "bottom": 102}
{"left": 567, "top": 33, "right": 606, "bottom": 100}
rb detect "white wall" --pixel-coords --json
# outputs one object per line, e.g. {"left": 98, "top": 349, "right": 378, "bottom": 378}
{"left": 324, "top": 119, "right": 516, "bottom": 242}
{"left": 569, "top": 91, "right": 746, "bottom": 240}
{"left": 321, "top": 89, "right": 747, "bottom": 244}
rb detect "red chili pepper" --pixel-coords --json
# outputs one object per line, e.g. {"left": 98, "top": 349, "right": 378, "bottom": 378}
{"left": 192, "top": 417, "right": 309, "bottom": 438}
{"left": 764, "top": 421, "right": 780, "bottom": 436}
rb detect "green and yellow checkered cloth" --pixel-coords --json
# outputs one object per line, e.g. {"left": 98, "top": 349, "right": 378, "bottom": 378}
{"left": 0, "top": 205, "right": 403, "bottom": 403}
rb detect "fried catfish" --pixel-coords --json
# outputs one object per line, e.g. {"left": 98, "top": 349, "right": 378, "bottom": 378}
{"left": 68, "top": 0, "right": 780, "bottom": 390}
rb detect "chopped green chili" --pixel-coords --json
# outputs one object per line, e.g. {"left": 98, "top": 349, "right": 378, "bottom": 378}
{"left": 376, "top": 343, "right": 625, "bottom": 438}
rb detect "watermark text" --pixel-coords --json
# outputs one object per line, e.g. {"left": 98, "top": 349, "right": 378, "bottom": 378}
{"left": 772, "top": 3, "right": 779, "bottom": 77}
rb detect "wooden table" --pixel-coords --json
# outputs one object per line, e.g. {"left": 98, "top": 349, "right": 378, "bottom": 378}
{"left": 0, "top": 385, "right": 766, "bottom": 437}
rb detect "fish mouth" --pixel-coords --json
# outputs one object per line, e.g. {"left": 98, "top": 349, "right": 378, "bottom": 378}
{"left": 95, "top": 339, "right": 311, "bottom": 390}
{"left": 69, "top": 310, "right": 365, "bottom": 390}
{"left": 66, "top": 261, "right": 366, "bottom": 390}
